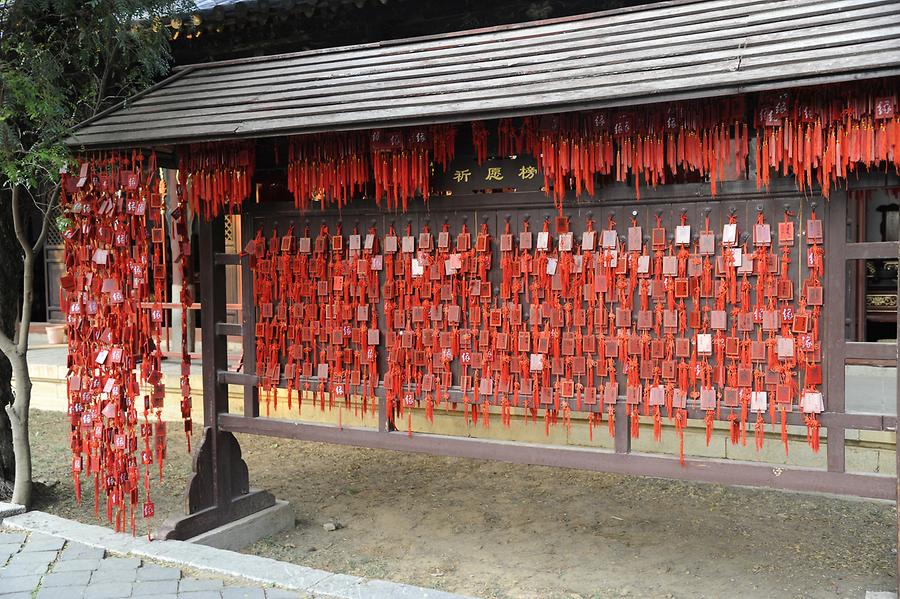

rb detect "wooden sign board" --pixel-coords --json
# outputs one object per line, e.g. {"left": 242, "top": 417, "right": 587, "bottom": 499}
{"left": 433, "top": 155, "right": 543, "bottom": 194}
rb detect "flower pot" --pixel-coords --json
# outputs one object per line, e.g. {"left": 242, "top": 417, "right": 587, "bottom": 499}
{"left": 46, "top": 325, "right": 66, "bottom": 345}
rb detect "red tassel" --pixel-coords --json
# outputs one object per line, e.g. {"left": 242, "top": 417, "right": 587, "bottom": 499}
{"left": 608, "top": 405, "right": 615, "bottom": 439}
{"left": 653, "top": 406, "right": 662, "bottom": 442}
{"left": 806, "top": 414, "right": 820, "bottom": 453}
{"left": 729, "top": 411, "right": 739, "bottom": 445}
{"left": 407, "top": 412, "right": 412, "bottom": 438}
{"left": 630, "top": 406, "right": 640, "bottom": 439}
{"left": 740, "top": 394, "right": 748, "bottom": 447}
{"left": 298, "top": 384, "right": 306, "bottom": 415}
{"left": 675, "top": 409, "right": 686, "bottom": 466}
{"left": 780, "top": 410, "right": 788, "bottom": 456}
{"left": 755, "top": 412, "right": 765, "bottom": 450}
{"left": 704, "top": 410, "right": 714, "bottom": 446}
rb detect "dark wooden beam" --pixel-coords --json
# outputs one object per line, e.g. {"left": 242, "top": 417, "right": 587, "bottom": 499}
{"left": 218, "top": 413, "right": 896, "bottom": 500}
{"left": 215, "top": 368, "right": 896, "bottom": 433}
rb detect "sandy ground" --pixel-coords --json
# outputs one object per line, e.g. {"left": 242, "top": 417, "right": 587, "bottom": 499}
{"left": 27, "top": 409, "right": 896, "bottom": 599}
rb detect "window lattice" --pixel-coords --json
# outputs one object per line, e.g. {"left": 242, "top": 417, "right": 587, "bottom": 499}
{"left": 225, "top": 214, "right": 237, "bottom": 252}
{"left": 45, "top": 207, "right": 64, "bottom": 247}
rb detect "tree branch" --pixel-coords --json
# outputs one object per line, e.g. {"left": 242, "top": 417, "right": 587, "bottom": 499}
{"left": 10, "top": 185, "right": 32, "bottom": 263}
{"left": 31, "top": 183, "right": 58, "bottom": 255}
{"left": 0, "top": 327, "right": 15, "bottom": 360}
{"left": 15, "top": 251, "right": 32, "bottom": 357}
{"left": 11, "top": 185, "right": 33, "bottom": 356}
{"left": 93, "top": 42, "right": 119, "bottom": 116}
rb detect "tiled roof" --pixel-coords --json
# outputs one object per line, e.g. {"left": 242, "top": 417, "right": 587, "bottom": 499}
{"left": 71, "top": 0, "right": 900, "bottom": 149}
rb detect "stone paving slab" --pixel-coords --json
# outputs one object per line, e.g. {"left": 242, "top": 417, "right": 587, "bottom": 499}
{"left": 41, "top": 569, "right": 93, "bottom": 587}
{"left": 8, "top": 549, "right": 58, "bottom": 564}
{"left": 20, "top": 532, "right": 65, "bottom": 552}
{"left": 82, "top": 581, "right": 134, "bottom": 599}
{"left": 179, "top": 578, "right": 225, "bottom": 592}
{"left": 3, "top": 559, "right": 53, "bottom": 576}
{"left": 0, "top": 540, "right": 23, "bottom": 552}
{"left": 36, "top": 588, "right": 85, "bottom": 599}
{"left": 61, "top": 541, "right": 107, "bottom": 561}
{"left": 2, "top": 510, "right": 476, "bottom": 599}
{"left": 52, "top": 556, "right": 102, "bottom": 572}
{"left": 0, "top": 531, "right": 26, "bottom": 544}
{"left": 132, "top": 579, "right": 180, "bottom": 595}
{"left": 0, "top": 574, "right": 44, "bottom": 593}
{"left": 91, "top": 567, "right": 139, "bottom": 583}
{"left": 221, "top": 588, "right": 267, "bottom": 599}
{"left": 97, "top": 556, "right": 142, "bottom": 570}
{"left": 135, "top": 564, "right": 182, "bottom": 581}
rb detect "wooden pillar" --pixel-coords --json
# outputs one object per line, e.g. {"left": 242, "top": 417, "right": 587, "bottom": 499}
{"left": 200, "top": 214, "right": 230, "bottom": 509}
{"left": 825, "top": 197, "right": 846, "bottom": 474}
{"left": 157, "top": 213, "right": 275, "bottom": 540}
{"left": 166, "top": 169, "right": 184, "bottom": 352}
{"left": 614, "top": 402, "right": 630, "bottom": 454}
{"left": 241, "top": 212, "right": 259, "bottom": 419}
{"left": 895, "top": 229, "right": 899, "bottom": 593}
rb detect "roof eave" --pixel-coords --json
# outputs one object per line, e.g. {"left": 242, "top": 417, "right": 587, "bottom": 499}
{"left": 67, "top": 66, "right": 900, "bottom": 152}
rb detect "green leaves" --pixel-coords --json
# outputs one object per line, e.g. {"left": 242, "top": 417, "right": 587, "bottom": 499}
{"left": 54, "top": 212, "right": 72, "bottom": 235}
{"left": 0, "top": 0, "right": 191, "bottom": 190}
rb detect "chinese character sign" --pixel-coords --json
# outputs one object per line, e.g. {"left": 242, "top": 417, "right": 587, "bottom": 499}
{"left": 435, "top": 156, "right": 543, "bottom": 194}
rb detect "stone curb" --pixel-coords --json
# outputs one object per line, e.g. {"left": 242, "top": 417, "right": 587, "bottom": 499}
{"left": 3, "top": 510, "right": 475, "bottom": 599}
{"left": 0, "top": 501, "right": 26, "bottom": 521}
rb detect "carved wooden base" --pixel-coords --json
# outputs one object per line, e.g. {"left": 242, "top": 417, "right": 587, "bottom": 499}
{"left": 157, "top": 427, "right": 276, "bottom": 541}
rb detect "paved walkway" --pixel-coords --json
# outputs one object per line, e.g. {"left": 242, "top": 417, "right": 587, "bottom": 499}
{"left": 0, "top": 529, "right": 297, "bottom": 599}
{"left": 1, "top": 511, "right": 470, "bottom": 599}
{"left": 25, "top": 333, "right": 245, "bottom": 378}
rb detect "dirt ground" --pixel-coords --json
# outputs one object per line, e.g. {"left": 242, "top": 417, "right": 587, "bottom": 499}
{"left": 27, "top": 409, "right": 896, "bottom": 599}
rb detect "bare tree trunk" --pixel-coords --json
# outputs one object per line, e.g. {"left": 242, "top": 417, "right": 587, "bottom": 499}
{"left": 0, "top": 356, "right": 14, "bottom": 496}
{"left": 0, "top": 359, "right": 14, "bottom": 498}
{"left": 0, "top": 183, "right": 52, "bottom": 507}
{"left": 0, "top": 193, "right": 19, "bottom": 497}
{"left": 6, "top": 353, "right": 31, "bottom": 506}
